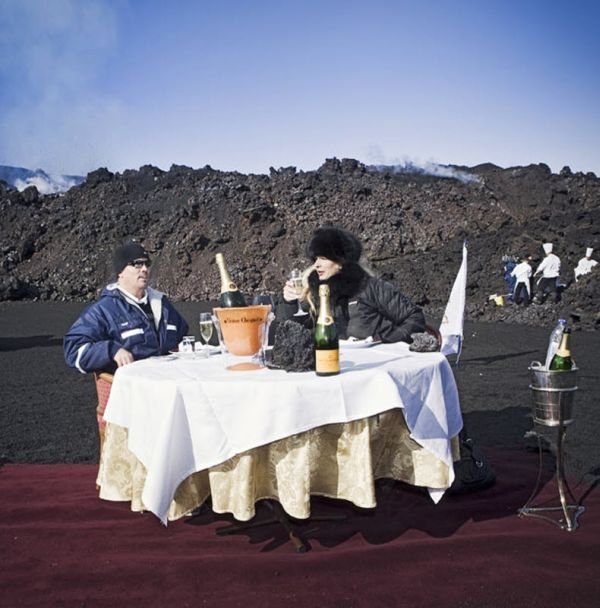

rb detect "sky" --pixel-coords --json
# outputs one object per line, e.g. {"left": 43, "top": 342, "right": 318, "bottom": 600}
{"left": 0, "top": 0, "right": 599, "bottom": 177}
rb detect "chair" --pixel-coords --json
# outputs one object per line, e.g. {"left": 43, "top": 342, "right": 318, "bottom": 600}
{"left": 93, "top": 372, "right": 114, "bottom": 458}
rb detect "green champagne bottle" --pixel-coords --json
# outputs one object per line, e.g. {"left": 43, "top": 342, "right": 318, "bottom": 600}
{"left": 314, "top": 284, "right": 340, "bottom": 376}
{"left": 215, "top": 253, "right": 247, "bottom": 308}
{"left": 549, "top": 327, "right": 573, "bottom": 371}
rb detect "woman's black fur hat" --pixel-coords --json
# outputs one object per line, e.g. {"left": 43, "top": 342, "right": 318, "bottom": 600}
{"left": 306, "top": 226, "right": 362, "bottom": 264}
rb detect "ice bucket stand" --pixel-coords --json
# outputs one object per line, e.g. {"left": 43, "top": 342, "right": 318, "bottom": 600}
{"left": 518, "top": 364, "right": 585, "bottom": 531}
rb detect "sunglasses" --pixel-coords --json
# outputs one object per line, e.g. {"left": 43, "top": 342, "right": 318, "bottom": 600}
{"left": 128, "top": 259, "right": 152, "bottom": 269}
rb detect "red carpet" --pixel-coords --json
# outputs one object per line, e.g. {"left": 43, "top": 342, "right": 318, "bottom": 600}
{"left": 2, "top": 449, "right": 599, "bottom": 608}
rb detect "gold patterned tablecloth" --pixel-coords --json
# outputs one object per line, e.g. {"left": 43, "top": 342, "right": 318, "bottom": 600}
{"left": 98, "top": 410, "right": 459, "bottom": 521}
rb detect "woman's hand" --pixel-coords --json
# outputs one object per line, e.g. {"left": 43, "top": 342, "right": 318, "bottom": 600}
{"left": 283, "top": 279, "right": 299, "bottom": 302}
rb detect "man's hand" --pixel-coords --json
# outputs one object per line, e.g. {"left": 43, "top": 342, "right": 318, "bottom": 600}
{"left": 113, "top": 348, "right": 135, "bottom": 367}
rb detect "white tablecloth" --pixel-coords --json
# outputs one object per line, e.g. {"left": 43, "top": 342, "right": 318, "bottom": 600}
{"left": 103, "top": 343, "right": 463, "bottom": 523}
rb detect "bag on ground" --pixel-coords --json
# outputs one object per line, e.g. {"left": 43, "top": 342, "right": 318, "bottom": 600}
{"left": 447, "top": 435, "right": 496, "bottom": 495}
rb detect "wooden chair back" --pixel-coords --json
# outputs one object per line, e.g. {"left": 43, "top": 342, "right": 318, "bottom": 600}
{"left": 93, "top": 372, "right": 114, "bottom": 457}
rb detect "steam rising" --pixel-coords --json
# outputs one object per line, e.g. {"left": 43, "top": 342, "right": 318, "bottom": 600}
{"left": 14, "top": 174, "right": 83, "bottom": 195}
{"left": 367, "top": 160, "right": 483, "bottom": 185}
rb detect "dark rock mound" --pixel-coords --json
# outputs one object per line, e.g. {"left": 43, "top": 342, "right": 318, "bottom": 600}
{"left": 1, "top": 159, "right": 598, "bottom": 329}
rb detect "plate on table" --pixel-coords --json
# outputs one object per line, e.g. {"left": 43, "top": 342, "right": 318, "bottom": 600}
{"left": 168, "top": 346, "right": 222, "bottom": 357}
{"left": 339, "top": 337, "right": 381, "bottom": 349}
{"left": 168, "top": 350, "right": 197, "bottom": 359}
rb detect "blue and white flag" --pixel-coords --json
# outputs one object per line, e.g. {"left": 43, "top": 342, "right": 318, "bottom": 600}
{"left": 440, "top": 241, "right": 467, "bottom": 359}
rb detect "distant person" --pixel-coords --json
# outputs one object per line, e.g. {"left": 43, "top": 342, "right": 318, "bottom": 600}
{"left": 533, "top": 242, "right": 561, "bottom": 304}
{"left": 64, "top": 241, "right": 188, "bottom": 374}
{"left": 502, "top": 255, "right": 518, "bottom": 301}
{"left": 574, "top": 247, "right": 598, "bottom": 282}
{"left": 280, "top": 226, "right": 426, "bottom": 343}
{"left": 510, "top": 255, "right": 532, "bottom": 306}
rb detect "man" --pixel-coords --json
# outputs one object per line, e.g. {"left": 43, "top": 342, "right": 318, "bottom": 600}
{"left": 510, "top": 255, "right": 532, "bottom": 306}
{"left": 502, "top": 255, "right": 518, "bottom": 301}
{"left": 533, "top": 242, "right": 561, "bottom": 304}
{"left": 574, "top": 247, "right": 598, "bottom": 282}
{"left": 64, "top": 241, "right": 188, "bottom": 373}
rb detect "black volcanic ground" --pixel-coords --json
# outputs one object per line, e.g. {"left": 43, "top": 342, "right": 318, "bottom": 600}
{"left": 1, "top": 301, "right": 598, "bottom": 481}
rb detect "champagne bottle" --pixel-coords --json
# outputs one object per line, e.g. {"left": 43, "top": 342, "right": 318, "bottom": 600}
{"left": 314, "top": 284, "right": 340, "bottom": 376}
{"left": 215, "top": 253, "right": 247, "bottom": 307}
{"left": 544, "top": 318, "right": 566, "bottom": 369}
{"left": 549, "top": 327, "right": 573, "bottom": 371}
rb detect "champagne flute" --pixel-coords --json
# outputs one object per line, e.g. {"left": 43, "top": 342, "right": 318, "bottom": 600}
{"left": 289, "top": 269, "right": 308, "bottom": 317}
{"left": 199, "top": 312, "right": 214, "bottom": 351}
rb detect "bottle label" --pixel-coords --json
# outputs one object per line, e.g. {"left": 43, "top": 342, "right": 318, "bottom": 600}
{"left": 316, "top": 349, "right": 340, "bottom": 373}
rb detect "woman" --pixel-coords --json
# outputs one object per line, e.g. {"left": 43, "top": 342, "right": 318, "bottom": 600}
{"left": 282, "top": 226, "right": 425, "bottom": 343}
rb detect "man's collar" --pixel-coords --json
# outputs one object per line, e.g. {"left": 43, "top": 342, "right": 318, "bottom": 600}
{"left": 117, "top": 285, "right": 148, "bottom": 304}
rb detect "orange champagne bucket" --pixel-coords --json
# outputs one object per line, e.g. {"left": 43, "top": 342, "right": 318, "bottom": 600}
{"left": 213, "top": 305, "right": 271, "bottom": 370}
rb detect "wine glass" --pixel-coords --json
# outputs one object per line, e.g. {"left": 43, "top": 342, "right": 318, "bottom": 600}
{"left": 252, "top": 294, "right": 275, "bottom": 308}
{"left": 211, "top": 313, "right": 227, "bottom": 354}
{"left": 252, "top": 294, "right": 275, "bottom": 352}
{"left": 199, "top": 312, "right": 214, "bottom": 352}
{"left": 289, "top": 269, "right": 308, "bottom": 317}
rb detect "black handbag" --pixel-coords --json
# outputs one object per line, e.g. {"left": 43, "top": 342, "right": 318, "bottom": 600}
{"left": 447, "top": 434, "right": 496, "bottom": 495}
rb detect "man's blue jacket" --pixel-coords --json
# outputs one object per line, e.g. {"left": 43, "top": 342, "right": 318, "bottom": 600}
{"left": 64, "top": 284, "right": 189, "bottom": 373}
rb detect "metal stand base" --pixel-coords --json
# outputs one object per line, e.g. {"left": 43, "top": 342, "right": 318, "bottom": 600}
{"left": 518, "top": 504, "right": 585, "bottom": 531}
{"left": 518, "top": 422, "right": 585, "bottom": 531}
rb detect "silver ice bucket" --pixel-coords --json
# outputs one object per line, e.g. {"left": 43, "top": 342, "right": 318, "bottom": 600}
{"left": 528, "top": 362, "right": 578, "bottom": 427}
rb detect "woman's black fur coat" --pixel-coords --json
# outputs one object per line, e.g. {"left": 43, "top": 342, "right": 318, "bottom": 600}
{"left": 283, "top": 262, "right": 425, "bottom": 343}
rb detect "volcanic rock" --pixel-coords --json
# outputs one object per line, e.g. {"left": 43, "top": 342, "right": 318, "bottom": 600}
{"left": 1, "top": 159, "right": 598, "bottom": 329}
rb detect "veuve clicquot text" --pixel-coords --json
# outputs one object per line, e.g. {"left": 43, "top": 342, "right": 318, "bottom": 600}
{"left": 215, "top": 253, "right": 247, "bottom": 307}
{"left": 314, "top": 284, "right": 340, "bottom": 376}
{"left": 549, "top": 327, "right": 573, "bottom": 371}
